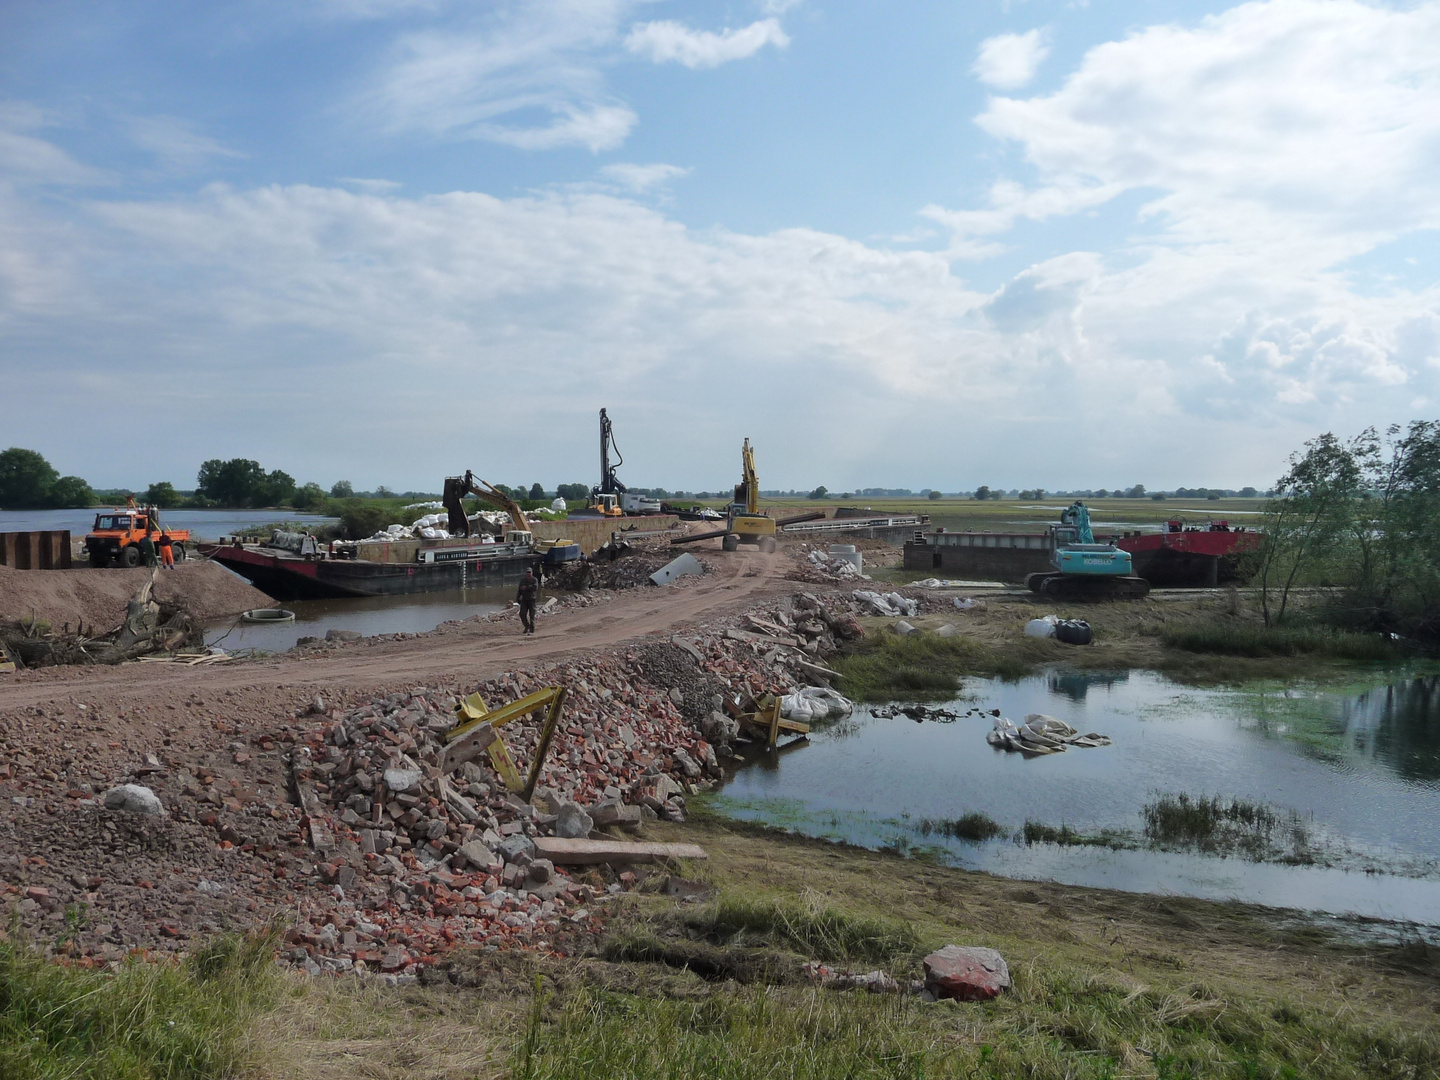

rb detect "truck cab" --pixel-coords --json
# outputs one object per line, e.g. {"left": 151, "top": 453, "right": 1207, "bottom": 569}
{"left": 85, "top": 507, "right": 190, "bottom": 567}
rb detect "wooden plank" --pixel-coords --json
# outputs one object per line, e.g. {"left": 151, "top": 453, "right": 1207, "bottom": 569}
{"left": 533, "top": 837, "right": 707, "bottom": 865}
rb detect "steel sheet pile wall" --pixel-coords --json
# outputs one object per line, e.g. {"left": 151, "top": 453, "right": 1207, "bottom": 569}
{"left": 0, "top": 531, "right": 72, "bottom": 570}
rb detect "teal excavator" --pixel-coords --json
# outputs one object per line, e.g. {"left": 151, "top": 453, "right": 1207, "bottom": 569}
{"left": 1026, "top": 501, "right": 1150, "bottom": 600}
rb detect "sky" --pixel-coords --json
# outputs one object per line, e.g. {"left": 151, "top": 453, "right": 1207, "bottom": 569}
{"left": 2, "top": 0, "right": 1438, "bottom": 494}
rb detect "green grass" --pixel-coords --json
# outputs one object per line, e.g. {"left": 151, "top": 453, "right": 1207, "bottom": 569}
{"left": 1162, "top": 623, "right": 1400, "bottom": 661}
{"left": 918, "top": 812, "right": 1006, "bottom": 842}
{"left": 691, "top": 895, "right": 919, "bottom": 966}
{"left": 831, "top": 631, "right": 1050, "bottom": 701}
{"left": 0, "top": 931, "right": 280, "bottom": 1080}
{"left": 511, "top": 959, "right": 1439, "bottom": 1080}
{"left": 1020, "top": 821, "right": 1125, "bottom": 848}
{"left": 1143, "top": 794, "right": 1314, "bottom": 863}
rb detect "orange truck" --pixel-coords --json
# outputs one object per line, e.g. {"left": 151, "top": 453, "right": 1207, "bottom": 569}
{"left": 84, "top": 503, "right": 191, "bottom": 567}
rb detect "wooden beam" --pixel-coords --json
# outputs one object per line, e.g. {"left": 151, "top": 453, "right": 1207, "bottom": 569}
{"left": 532, "top": 837, "right": 707, "bottom": 865}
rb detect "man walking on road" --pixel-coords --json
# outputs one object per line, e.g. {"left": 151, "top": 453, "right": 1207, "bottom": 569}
{"left": 516, "top": 568, "right": 539, "bottom": 635}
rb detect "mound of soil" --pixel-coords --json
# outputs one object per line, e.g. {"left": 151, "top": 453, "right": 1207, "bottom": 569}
{"left": 0, "top": 562, "right": 273, "bottom": 630}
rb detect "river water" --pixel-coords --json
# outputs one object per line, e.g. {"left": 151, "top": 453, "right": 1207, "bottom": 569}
{"left": 203, "top": 588, "right": 510, "bottom": 652}
{"left": 0, "top": 507, "right": 337, "bottom": 541}
{"left": 714, "top": 670, "right": 1440, "bottom": 925}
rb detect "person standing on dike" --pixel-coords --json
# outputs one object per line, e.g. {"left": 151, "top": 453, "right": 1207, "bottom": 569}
{"left": 516, "top": 568, "right": 539, "bottom": 635}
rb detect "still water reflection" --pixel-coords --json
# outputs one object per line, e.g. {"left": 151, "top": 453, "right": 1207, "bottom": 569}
{"left": 204, "top": 589, "right": 508, "bottom": 652}
{"left": 715, "top": 670, "right": 1440, "bottom": 924}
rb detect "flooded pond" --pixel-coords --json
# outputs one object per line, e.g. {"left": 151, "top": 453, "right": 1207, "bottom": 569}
{"left": 204, "top": 588, "right": 507, "bottom": 652}
{"left": 713, "top": 670, "right": 1440, "bottom": 925}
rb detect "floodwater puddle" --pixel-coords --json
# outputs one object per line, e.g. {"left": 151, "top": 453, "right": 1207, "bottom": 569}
{"left": 713, "top": 669, "right": 1440, "bottom": 925}
{"left": 204, "top": 588, "right": 508, "bottom": 652}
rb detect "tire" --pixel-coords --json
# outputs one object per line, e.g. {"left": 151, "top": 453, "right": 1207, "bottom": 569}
{"left": 758, "top": 536, "right": 777, "bottom": 553}
{"left": 120, "top": 544, "right": 141, "bottom": 568}
{"left": 722, "top": 534, "right": 740, "bottom": 552}
{"left": 171, "top": 542, "right": 186, "bottom": 562}
{"left": 88, "top": 547, "right": 106, "bottom": 568}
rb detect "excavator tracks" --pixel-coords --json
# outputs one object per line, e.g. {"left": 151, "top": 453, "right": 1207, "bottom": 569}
{"left": 1025, "top": 573, "right": 1151, "bottom": 600}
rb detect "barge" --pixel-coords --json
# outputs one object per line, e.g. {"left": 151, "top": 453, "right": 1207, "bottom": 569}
{"left": 904, "top": 518, "right": 1260, "bottom": 587}
{"left": 200, "top": 532, "right": 577, "bottom": 601}
{"left": 1116, "top": 520, "right": 1260, "bottom": 587}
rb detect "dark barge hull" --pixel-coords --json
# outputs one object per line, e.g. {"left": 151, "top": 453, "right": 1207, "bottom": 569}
{"left": 200, "top": 543, "right": 541, "bottom": 601}
{"left": 1117, "top": 531, "right": 1260, "bottom": 587}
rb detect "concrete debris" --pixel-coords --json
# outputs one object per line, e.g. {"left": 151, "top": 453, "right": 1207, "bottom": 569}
{"left": 554, "top": 801, "right": 594, "bottom": 839}
{"left": 852, "top": 590, "right": 919, "bottom": 617}
{"left": 804, "top": 549, "right": 867, "bottom": 581}
{"left": 101, "top": 783, "right": 165, "bottom": 816}
{"left": 894, "top": 620, "right": 918, "bottom": 635}
{"left": 649, "top": 552, "right": 705, "bottom": 586}
{"left": 803, "top": 961, "right": 901, "bottom": 993}
{"left": 923, "top": 946, "right": 1011, "bottom": 1001}
{"left": 987, "top": 714, "right": 1112, "bottom": 754}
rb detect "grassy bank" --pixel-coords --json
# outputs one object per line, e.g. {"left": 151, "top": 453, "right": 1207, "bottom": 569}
{"left": 10, "top": 823, "right": 1434, "bottom": 1079}
{"left": 1161, "top": 622, "right": 1401, "bottom": 661}
{"left": 829, "top": 629, "right": 1058, "bottom": 701}
{"left": 511, "top": 818, "right": 1440, "bottom": 1080}
{"left": 0, "top": 931, "right": 278, "bottom": 1080}
{"left": 827, "top": 594, "right": 1429, "bottom": 699}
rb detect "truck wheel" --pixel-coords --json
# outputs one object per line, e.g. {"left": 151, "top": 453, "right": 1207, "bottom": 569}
{"left": 120, "top": 544, "right": 141, "bottom": 568}
{"left": 722, "top": 534, "right": 740, "bottom": 552}
{"left": 88, "top": 547, "right": 106, "bottom": 568}
{"left": 171, "top": 542, "right": 186, "bottom": 562}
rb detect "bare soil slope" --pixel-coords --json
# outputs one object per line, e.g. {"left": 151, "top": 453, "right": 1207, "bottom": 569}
{"left": 0, "top": 562, "right": 273, "bottom": 628}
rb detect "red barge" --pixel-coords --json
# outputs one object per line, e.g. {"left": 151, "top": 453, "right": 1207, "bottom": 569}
{"left": 1116, "top": 520, "right": 1260, "bottom": 587}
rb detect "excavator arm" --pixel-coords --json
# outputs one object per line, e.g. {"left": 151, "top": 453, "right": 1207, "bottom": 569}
{"left": 739, "top": 438, "right": 760, "bottom": 515}
{"left": 443, "top": 470, "right": 531, "bottom": 538}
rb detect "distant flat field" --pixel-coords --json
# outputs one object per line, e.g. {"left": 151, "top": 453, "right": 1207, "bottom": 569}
{"left": 690, "top": 496, "right": 1269, "bottom": 534}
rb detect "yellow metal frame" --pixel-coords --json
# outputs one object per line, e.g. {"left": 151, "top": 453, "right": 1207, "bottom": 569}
{"left": 448, "top": 685, "right": 569, "bottom": 802}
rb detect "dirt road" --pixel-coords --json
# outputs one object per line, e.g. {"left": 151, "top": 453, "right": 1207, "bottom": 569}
{"left": 0, "top": 544, "right": 791, "bottom": 714}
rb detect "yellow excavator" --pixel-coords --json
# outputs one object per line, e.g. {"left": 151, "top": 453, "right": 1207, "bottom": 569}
{"left": 442, "top": 471, "right": 580, "bottom": 565}
{"left": 725, "top": 438, "right": 778, "bottom": 552}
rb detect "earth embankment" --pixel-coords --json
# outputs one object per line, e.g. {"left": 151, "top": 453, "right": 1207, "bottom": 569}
{"left": 0, "top": 561, "right": 273, "bottom": 628}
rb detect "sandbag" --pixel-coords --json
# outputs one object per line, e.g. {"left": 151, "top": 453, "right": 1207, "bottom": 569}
{"left": 1054, "top": 619, "right": 1093, "bottom": 645}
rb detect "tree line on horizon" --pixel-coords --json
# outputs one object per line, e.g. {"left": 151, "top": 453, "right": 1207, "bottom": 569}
{"left": 2, "top": 446, "right": 1275, "bottom": 512}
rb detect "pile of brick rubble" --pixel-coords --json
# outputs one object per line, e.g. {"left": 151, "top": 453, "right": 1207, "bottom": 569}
{"left": 1, "top": 588, "right": 900, "bottom": 985}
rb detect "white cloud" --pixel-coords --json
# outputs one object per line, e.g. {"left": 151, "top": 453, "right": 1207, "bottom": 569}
{"left": 625, "top": 18, "right": 789, "bottom": 69}
{"left": 972, "top": 29, "right": 1049, "bottom": 90}
{"left": 127, "top": 115, "right": 245, "bottom": 173}
{"left": 599, "top": 162, "right": 691, "bottom": 192}
{"left": 923, "top": 0, "right": 1440, "bottom": 421}
{"left": 972, "top": 1, "right": 1440, "bottom": 256}
{"left": 360, "top": 1, "right": 641, "bottom": 151}
{"left": 0, "top": 104, "right": 109, "bottom": 186}
{"left": 3, "top": 167, "right": 1408, "bottom": 490}
{"left": 338, "top": 177, "right": 403, "bottom": 193}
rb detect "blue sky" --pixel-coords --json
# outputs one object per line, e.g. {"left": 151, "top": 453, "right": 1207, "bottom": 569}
{"left": 2, "top": 0, "right": 1438, "bottom": 493}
